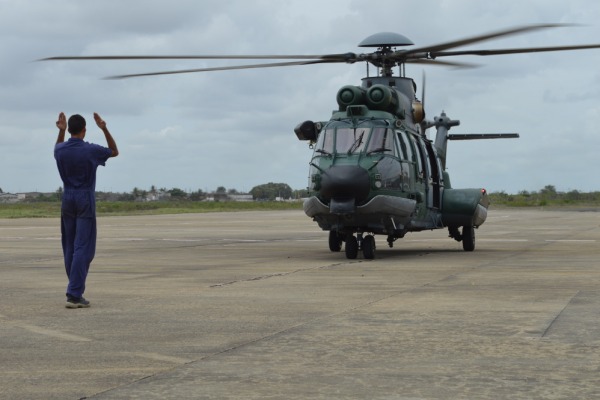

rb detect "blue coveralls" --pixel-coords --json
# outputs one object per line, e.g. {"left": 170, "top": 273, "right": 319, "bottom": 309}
{"left": 54, "top": 138, "right": 112, "bottom": 299}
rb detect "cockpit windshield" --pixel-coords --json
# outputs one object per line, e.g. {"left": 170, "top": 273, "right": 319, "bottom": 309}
{"left": 314, "top": 126, "right": 397, "bottom": 157}
{"left": 314, "top": 127, "right": 371, "bottom": 155}
{"left": 336, "top": 128, "right": 369, "bottom": 154}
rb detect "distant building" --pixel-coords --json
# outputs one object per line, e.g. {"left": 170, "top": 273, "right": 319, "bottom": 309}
{"left": 229, "top": 194, "right": 254, "bottom": 202}
{"left": 144, "top": 191, "right": 171, "bottom": 202}
{"left": 20, "top": 192, "right": 44, "bottom": 200}
{"left": 0, "top": 193, "right": 19, "bottom": 203}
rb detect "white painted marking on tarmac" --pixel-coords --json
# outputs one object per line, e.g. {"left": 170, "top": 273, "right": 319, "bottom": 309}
{"left": 222, "top": 239, "right": 267, "bottom": 242}
{"left": 406, "top": 238, "right": 528, "bottom": 242}
{"left": 0, "top": 315, "right": 91, "bottom": 342}
{"left": 127, "top": 352, "right": 192, "bottom": 364}
{"left": 545, "top": 239, "right": 596, "bottom": 243}
{"left": 406, "top": 239, "right": 455, "bottom": 242}
{"left": 159, "top": 239, "right": 207, "bottom": 242}
{"left": 478, "top": 239, "right": 529, "bottom": 242}
{"left": 0, "top": 236, "right": 60, "bottom": 241}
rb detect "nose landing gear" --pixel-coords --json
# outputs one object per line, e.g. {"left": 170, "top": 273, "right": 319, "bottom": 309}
{"left": 344, "top": 232, "right": 376, "bottom": 260}
{"left": 345, "top": 235, "right": 359, "bottom": 259}
{"left": 328, "top": 230, "right": 376, "bottom": 260}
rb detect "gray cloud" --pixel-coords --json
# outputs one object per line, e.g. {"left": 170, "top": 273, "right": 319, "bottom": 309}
{"left": 1, "top": 0, "right": 600, "bottom": 194}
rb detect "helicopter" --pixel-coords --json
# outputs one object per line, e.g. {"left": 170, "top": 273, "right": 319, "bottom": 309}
{"left": 42, "top": 23, "right": 600, "bottom": 259}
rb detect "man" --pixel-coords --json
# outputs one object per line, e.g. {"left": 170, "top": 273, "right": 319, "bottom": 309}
{"left": 54, "top": 112, "right": 119, "bottom": 308}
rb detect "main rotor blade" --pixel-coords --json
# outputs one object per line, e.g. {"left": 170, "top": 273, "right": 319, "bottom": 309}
{"left": 39, "top": 53, "right": 353, "bottom": 62}
{"left": 431, "top": 43, "right": 600, "bottom": 57}
{"left": 103, "top": 59, "right": 335, "bottom": 79}
{"left": 448, "top": 133, "right": 520, "bottom": 140}
{"left": 403, "top": 23, "right": 570, "bottom": 56}
{"left": 406, "top": 59, "right": 479, "bottom": 68}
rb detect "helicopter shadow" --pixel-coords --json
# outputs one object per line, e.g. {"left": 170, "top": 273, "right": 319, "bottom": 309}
{"left": 351, "top": 245, "right": 504, "bottom": 261}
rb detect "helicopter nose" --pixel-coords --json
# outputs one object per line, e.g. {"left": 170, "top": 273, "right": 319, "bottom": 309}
{"left": 319, "top": 165, "right": 370, "bottom": 205}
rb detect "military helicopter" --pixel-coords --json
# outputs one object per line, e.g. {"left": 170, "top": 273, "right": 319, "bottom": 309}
{"left": 42, "top": 23, "right": 600, "bottom": 259}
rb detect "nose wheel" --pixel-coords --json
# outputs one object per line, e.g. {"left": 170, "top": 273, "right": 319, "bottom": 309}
{"left": 343, "top": 233, "right": 376, "bottom": 260}
{"left": 362, "top": 235, "right": 376, "bottom": 259}
{"left": 345, "top": 235, "right": 359, "bottom": 259}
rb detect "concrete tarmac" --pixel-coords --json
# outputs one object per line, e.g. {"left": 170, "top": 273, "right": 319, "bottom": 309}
{"left": 1, "top": 208, "right": 599, "bottom": 399}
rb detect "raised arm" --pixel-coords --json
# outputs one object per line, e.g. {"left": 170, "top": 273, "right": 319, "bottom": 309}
{"left": 94, "top": 112, "right": 119, "bottom": 157}
{"left": 55, "top": 112, "right": 67, "bottom": 144}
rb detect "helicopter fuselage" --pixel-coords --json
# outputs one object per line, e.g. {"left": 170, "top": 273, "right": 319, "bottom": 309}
{"left": 296, "top": 76, "right": 489, "bottom": 258}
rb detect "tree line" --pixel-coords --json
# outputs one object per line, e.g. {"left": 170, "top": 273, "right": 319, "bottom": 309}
{"left": 7, "top": 184, "right": 600, "bottom": 206}
{"left": 488, "top": 185, "right": 600, "bottom": 207}
{"left": 101, "top": 182, "right": 309, "bottom": 202}
{"left": 18, "top": 183, "right": 309, "bottom": 202}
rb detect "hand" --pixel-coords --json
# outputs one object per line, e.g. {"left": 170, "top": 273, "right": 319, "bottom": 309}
{"left": 94, "top": 112, "right": 107, "bottom": 130}
{"left": 56, "top": 112, "right": 67, "bottom": 131}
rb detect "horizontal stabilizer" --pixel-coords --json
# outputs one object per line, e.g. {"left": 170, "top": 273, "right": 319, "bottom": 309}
{"left": 448, "top": 133, "right": 519, "bottom": 140}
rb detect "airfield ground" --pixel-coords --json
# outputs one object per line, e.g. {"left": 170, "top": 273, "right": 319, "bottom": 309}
{"left": 1, "top": 209, "right": 599, "bottom": 399}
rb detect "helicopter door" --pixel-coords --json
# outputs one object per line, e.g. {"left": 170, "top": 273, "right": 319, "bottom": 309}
{"left": 424, "top": 140, "right": 442, "bottom": 209}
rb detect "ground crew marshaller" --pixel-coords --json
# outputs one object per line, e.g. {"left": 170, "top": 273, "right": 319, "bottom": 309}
{"left": 54, "top": 112, "right": 119, "bottom": 308}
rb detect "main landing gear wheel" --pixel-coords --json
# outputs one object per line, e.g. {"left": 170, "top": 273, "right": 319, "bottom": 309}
{"left": 345, "top": 235, "right": 358, "bottom": 259}
{"left": 462, "top": 225, "right": 475, "bottom": 251}
{"left": 362, "top": 235, "right": 376, "bottom": 259}
{"left": 328, "top": 230, "right": 343, "bottom": 252}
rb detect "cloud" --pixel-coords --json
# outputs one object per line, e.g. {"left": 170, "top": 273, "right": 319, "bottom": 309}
{"left": 1, "top": 0, "right": 600, "bottom": 194}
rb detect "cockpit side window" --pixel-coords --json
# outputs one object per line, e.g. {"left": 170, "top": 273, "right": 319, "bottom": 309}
{"left": 397, "top": 131, "right": 414, "bottom": 163}
{"left": 315, "top": 128, "right": 335, "bottom": 154}
{"left": 413, "top": 135, "right": 428, "bottom": 181}
{"left": 366, "top": 127, "right": 395, "bottom": 155}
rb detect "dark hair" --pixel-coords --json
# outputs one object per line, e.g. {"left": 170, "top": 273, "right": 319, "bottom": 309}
{"left": 67, "top": 114, "right": 86, "bottom": 135}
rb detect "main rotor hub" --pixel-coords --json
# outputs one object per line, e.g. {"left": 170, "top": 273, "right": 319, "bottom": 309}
{"left": 358, "top": 32, "right": 414, "bottom": 78}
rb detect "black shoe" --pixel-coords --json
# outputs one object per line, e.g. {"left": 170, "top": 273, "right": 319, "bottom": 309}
{"left": 65, "top": 297, "right": 91, "bottom": 309}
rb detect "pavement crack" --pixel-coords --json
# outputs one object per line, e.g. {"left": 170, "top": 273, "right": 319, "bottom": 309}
{"left": 209, "top": 261, "right": 354, "bottom": 288}
{"left": 541, "top": 290, "right": 581, "bottom": 338}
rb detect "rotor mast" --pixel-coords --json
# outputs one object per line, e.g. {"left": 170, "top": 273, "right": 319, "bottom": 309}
{"left": 368, "top": 46, "right": 404, "bottom": 77}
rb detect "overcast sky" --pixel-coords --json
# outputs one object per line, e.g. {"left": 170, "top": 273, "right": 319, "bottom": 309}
{"left": 1, "top": 0, "right": 600, "bottom": 194}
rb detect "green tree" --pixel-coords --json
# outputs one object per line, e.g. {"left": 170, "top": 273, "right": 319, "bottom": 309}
{"left": 189, "top": 189, "right": 206, "bottom": 201}
{"left": 566, "top": 190, "right": 581, "bottom": 202}
{"left": 169, "top": 188, "right": 187, "bottom": 199}
{"left": 540, "top": 185, "right": 558, "bottom": 201}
